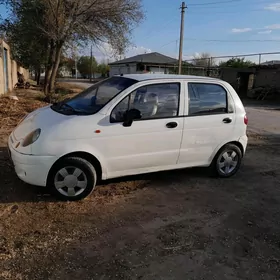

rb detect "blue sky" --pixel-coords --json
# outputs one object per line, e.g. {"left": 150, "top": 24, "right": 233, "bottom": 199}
{"left": 2, "top": 0, "right": 280, "bottom": 62}
{"left": 130, "top": 0, "right": 280, "bottom": 63}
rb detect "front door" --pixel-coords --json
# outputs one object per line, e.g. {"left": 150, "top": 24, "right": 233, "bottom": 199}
{"left": 96, "top": 81, "right": 185, "bottom": 178}
{"left": 178, "top": 81, "right": 236, "bottom": 167}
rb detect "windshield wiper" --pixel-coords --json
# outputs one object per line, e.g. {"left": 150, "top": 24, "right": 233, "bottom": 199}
{"left": 60, "top": 103, "right": 76, "bottom": 112}
{"left": 52, "top": 101, "right": 78, "bottom": 113}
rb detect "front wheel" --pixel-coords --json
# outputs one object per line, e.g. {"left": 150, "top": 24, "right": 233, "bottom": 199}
{"left": 48, "top": 157, "right": 97, "bottom": 201}
{"left": 210, "top": 144, "right": 242, "bottom": 178}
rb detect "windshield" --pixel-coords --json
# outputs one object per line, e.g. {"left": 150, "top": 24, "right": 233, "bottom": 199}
{"left": 51, "top": 77, "right": 137, "bottom": 115}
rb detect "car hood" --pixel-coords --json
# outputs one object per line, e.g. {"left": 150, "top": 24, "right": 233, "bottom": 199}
{"left": 13, "top": 105, "right": 102, "bottom": 141}
{"left": 13, "top": 105, "right": 51, "bottom": 141}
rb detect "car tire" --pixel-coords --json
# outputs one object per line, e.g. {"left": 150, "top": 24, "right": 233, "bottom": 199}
{"left": 47, "top": 157, "right": 97, "bottom": 201}
{"left": 210, "top": 144, "right": 242, "bottom": 178}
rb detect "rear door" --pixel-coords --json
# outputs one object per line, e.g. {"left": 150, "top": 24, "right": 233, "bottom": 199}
{"left": 178, "top": 81, "right": 236, "bottom": 167}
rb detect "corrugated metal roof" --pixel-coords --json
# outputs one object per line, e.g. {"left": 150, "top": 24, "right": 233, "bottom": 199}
{"left": 260, "top": 60, "right": 280, "bottom": 66}
{"left": 109, "top": 52, "right": 178, "bottom": 66}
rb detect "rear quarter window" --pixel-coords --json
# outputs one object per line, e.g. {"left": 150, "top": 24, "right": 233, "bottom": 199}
{"left": 188, "top": 83, "right": 232, "bottom": 115}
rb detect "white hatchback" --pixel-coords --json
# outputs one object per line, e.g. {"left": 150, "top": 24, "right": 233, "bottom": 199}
{"left": 8, "top": 74, "right": 248, "bottom": 200}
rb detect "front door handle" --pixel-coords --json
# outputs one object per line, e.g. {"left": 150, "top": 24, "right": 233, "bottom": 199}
{"left": 166, "top": 122, "right": 178, "bottom": 128}
{"left": 223, "top": 118, "right": 232, "bottom": 124}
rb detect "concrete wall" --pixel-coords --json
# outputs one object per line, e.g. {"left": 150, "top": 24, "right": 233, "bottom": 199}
{"left": 0, "top": 51, "right": 4, "bottom": 95}
{"left": 220, "top": 68, "right": 239, "bottom": 86}
{"left": 254, "top": 68, "right": 280, "bottom": 88}
{"left": 0, "top": 40, "right": 29, "bottom": 95}
{"left": 109, "top": 63, "right": 171, "bottom": 76}
{"left": 220, "top": 67, "right": 280, "bottom": 89}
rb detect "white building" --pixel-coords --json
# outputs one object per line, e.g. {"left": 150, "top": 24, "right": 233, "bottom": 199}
{"left": 109, "top": 52, "right": 178, "bottom": 77}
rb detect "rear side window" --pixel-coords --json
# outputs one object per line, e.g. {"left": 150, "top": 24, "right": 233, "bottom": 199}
{"left": 188, "top": 83, "right": 229, "bottom": 116}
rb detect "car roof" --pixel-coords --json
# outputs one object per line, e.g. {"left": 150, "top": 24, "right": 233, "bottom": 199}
{"left": 119, "top": 74, "right": 221, "bottom": 82}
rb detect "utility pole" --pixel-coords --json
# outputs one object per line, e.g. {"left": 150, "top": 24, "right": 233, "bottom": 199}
{"left": 75, "top": 58, "right": 78, "bottom": 79}
{"left": 178, "top": 2, "right": 186, "bottom": 75}
{"left": 90, "top": 45, "right": 93, "bottom": 82}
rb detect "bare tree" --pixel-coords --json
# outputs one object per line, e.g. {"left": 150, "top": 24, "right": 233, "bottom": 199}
{"left": 192, "top": 52, "right": 216, "bottom": 67}
{"left": 40, "top": 0, "right": 144, "bottom": 96}
{"left": 1, "top": 0, "right": 144, "bottom": 99}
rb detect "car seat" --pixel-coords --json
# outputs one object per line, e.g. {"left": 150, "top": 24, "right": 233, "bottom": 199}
{"left": 158, "top": 95, "right": 178, "bottom": 117}
{"left": 141, "top": 93, "right": 159, "bottom": 118}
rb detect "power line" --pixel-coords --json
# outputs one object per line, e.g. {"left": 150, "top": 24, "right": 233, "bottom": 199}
{"left": 189, "top": 8, "right": 264, "bottom": 14}
{"left": 188, "top": 0, "right": 267, "bottom": 9}
{"left": 160, "top": 38, "right": 280, "bottom": 48}
{"left": 158, "top": 37, "right": 280, "bottom": 51}
{"left": 188, "top": 0, "right": 242, "bottom": 6}
{"left": 159, "top": 40, "right": 178, "bottom": 49}
{"left": 184, "top": 38, "right": 280, "bottom": 42}
{"left": 182, "top": 51, "right": 280, "bottom": 63}
{"left": 141, "top": 16, "right": 178, "bottom": 41}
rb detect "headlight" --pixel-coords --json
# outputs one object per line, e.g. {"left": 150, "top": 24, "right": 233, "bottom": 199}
{"left": 22, "top": 129, "right": 41, "bottom": 147}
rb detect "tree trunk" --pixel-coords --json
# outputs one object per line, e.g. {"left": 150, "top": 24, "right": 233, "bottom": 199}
{"left": 48, "top": 42, "right": 63, "bottom": 94}
{"left": 44, "top": 40, "right": 55, "bottom": 97}
{"left": 36, "top": 68, "right": 41, "bottom": 85}
{"left": 35, "top": 71, "right": 38, "bottom": 84}
{"left": 44, "top": 65, "right": 53, "bottom": 95}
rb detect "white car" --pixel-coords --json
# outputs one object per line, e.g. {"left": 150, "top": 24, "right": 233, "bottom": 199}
{"left": 8, "top": 74, "right": 248, "bottom": 200}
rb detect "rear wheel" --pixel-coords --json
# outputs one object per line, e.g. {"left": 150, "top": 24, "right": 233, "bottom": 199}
{"left": 48, "top": 157, "right": 97, "bottom": 201}
{"left": 210, "top": 144, "right": 242, "bottom": 178}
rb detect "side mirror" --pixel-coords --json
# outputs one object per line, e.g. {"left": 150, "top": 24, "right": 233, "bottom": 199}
{"left": 123, "top": 109, "right": 141, "bottom": 127}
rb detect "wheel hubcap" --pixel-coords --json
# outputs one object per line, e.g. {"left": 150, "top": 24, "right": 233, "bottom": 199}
{"left": 54, "top": 166, "right": 88, "bottom": 197}
{"left": 218, "top": 150, "right": 238, "bottom": 175}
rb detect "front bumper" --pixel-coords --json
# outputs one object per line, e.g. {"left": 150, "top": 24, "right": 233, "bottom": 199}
{"left": 8, "top": 140, "right": 58, "bottom": 187}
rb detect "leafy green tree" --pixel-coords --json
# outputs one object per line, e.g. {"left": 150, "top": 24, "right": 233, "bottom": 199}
{"left": 219, "top": 57, "right": 256, "bottom": 68}
{"left": 192, "top": 52, "right": 216, "bottom": 67}
{"left": 97, "top": 63, "right": 110, "bottom": 77}
{"left": 77, "top": 56, "right": 97, "bottom": 78}
{"left": 59, "top": 55, "right": 75, "bottom": 71}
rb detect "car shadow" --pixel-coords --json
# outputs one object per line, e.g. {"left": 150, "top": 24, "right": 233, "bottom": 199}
{"left": 0, "top": 146, "right": 57, "bottom": 203}
{"left": 0, "top": 146, "right": 212, "bottom": 204}
{"left": 4, "top": 134, "right": 273, "bottom": 204}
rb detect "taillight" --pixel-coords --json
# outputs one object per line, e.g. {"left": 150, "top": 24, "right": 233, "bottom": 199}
{"left": 244, "top": 114, "right": 248, "bottom": 125}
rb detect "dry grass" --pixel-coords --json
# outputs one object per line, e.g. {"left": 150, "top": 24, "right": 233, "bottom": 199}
{"left": 0, "top": 83, "right": 83, "bottom": 138}
{"left": 0, "top": 94, "right": 46, "bottom": 134}
{"left": 55, "top": 82, "right": 84, "bottom": 95}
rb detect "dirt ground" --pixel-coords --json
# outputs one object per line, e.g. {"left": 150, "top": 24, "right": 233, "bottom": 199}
{"left": 1, "top": 91, "right": 280, "bottom": 279}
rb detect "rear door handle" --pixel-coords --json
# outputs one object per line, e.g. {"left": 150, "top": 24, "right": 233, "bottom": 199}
{"left": 223, "top": 118, "right": 232, "bottom": 124}
{"left": 166, "top": 122, "right": 178, "bottom": 128}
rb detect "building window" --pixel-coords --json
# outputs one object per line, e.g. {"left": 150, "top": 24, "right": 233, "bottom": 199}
{"left": 136, "top": 63, "right": 145, "bottom": 71}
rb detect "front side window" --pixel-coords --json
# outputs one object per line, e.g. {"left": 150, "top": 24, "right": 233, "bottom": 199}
{"left": 51, "top": 77, "right": 137, "bottom": 115}
{"left": 188, "top": 83, "right": 228, "bottom": 115}
{"left": 111, "top": 83, "right": 180, "bottom": 122}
